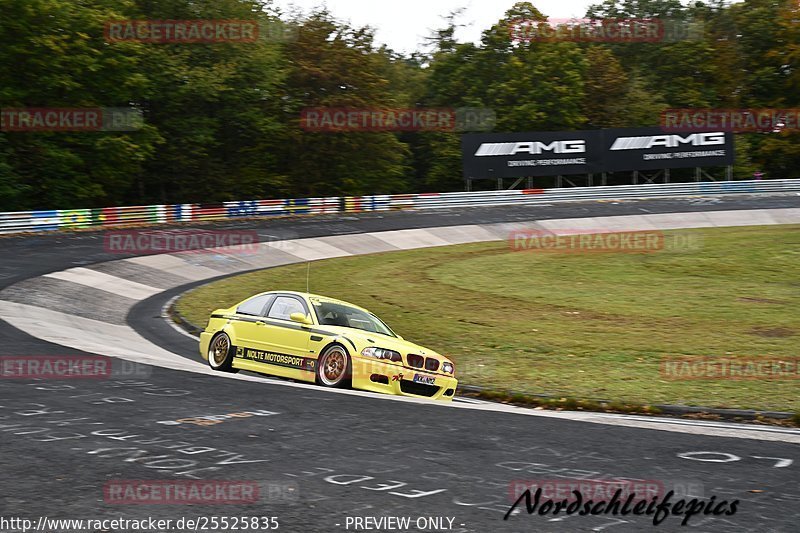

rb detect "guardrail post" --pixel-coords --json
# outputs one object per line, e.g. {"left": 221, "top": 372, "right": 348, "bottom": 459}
{"left": 508, "top": 177, "right": 524, "bottom": 190}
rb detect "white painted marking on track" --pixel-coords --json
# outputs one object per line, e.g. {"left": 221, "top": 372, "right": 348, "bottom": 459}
{"left": 44, "top": 267, "right": 161, "bottom": 300}
{"left": 750, "top": 456, "right": 793, "bottom": 467}
{"left": 678, "top": 451, "right": 740, "bottom": 463}
{"left": 453, "top": 397, "right": 495, "bottom": 405}
{"left": 593, "top": 413, "right": 800, "bottom": 435}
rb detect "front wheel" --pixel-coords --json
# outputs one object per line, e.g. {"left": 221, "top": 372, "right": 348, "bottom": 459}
{"left": 208, "top": 332, "right": 238, "bottom": 373}
{"left": 316, "top": 344, "right": 351, "bottom": 388}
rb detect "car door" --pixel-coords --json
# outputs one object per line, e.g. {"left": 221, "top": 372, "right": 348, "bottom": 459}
{"left": 261, "top": 295, "right": 314, "bottom": 357}
{"left": 238, "top": 294, "right": 315, "bottom": 378}
{"left": 229, "top": 293, "right": 274, "bottom": 351}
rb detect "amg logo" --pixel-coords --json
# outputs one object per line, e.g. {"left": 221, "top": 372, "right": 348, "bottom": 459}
{"left": 475, "top": 140, "right": 585, "bottom": 156}
{"left": 610, "top": 132, "right": 725, "bottom": 150}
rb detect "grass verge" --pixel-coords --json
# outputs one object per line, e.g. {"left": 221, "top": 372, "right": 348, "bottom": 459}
{"left": 176, "top": 225, "right": 800, "bottom": 414}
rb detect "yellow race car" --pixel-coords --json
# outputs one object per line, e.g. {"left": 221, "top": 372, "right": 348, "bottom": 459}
{"left": 199, "top": 291, "right": 457, "bottom": 401}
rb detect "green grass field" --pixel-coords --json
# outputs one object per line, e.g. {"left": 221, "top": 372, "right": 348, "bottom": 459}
{"left": 177, "top": 225, "right": 800, "bottom": 412}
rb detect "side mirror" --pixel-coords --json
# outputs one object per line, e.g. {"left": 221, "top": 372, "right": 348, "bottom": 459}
{"left": 290, "top": 312, "right": 312, "bottom": 325}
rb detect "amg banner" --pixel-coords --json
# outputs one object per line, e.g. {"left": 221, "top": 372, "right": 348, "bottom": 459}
{"left": 603, "top": 127, "right": 734, "bottom": 172}
{"left": 461, "top": 130, "right": 604, "bottom": 178}
{"left": 462, "top": 128, "right": 734, "bottom": 178}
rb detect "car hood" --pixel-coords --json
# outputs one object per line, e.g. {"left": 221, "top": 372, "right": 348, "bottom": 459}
{"left": 319, "top": 326, "right": 449, "bottom": 360}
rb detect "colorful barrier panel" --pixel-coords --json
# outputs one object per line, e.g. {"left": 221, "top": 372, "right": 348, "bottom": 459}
{"left": 0, "top": 179, "right": 798, "bottom": 235}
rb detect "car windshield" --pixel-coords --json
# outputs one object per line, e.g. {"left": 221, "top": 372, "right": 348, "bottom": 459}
{"left": 312, "top": 300, "right": 395, "bottom": 337}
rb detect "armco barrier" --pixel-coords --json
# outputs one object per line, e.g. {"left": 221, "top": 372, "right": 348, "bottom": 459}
{"left": 1, "top": 179, "right": 798, "bottom": 235}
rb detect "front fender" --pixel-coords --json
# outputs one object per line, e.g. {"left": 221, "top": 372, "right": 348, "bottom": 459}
{"left": 329, "top": 335, "right": 358, "bottom": 353}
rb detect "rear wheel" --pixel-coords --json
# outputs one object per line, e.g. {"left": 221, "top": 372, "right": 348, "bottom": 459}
{"left": 208, "top": 332, "right": 238, "bottom": 373}
{"left": 316, "top": 344, "right": 351, "bottom": 388}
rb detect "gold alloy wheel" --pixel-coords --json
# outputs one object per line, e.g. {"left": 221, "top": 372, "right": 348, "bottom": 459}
{"left": 210, "top": 334, "right": 230, "bottom": 367}
{"left": 319, "top": 345, "right": 348, "bottom": 386}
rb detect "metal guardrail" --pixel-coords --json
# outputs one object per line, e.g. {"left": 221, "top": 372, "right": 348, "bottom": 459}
{"left": 1, "top": 179, "right": 798, "bottom": 235}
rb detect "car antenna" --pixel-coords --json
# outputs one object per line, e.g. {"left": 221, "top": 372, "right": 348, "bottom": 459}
{"left": 306, "top": 261, "right": 310, "bottom": 294}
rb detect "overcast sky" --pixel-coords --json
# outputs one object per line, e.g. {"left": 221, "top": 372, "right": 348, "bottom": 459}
{"left": 275, "top": 0, "right": 605, "bottom": 53}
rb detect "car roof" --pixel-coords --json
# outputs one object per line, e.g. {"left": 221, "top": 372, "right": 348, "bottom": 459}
{"left": 263, "top": 290, "right": 370, "bottom": 313}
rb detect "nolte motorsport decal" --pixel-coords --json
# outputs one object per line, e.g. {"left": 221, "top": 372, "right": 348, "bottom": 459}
{"left": 236, "top": 346, "right": 316, "bottom": 371}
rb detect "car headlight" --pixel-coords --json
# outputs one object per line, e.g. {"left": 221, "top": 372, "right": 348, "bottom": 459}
{"left": 442, "top": 362, "right": 454, "bottom": 374}
{"left": 361, "top": 347, "right": 402, "bottom": 362}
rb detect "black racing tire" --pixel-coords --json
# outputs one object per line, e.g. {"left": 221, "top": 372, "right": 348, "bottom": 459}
{"left": 316, "top": 344, "right": 352, "bottom": 388}
{"left": 207, "top": 332, "right": 239, "bottom": 373}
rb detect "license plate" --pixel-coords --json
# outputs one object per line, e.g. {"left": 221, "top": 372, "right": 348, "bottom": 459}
{"left": 413, "top": 374, "right": 435, "bottom": 385}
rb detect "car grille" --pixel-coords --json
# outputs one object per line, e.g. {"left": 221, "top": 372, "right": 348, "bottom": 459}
{"left": 424, "top": 357, "right": 439, "bottom": 371}
{"left": 407, "top": 354, "right": 424, "bottom": 368}
{"left": 399, "top": 380, "right": 440, "bottom": 397}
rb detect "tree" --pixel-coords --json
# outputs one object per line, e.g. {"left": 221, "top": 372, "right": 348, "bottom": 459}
{"left": 278, "top": 10, "right": 411, "bottom": 197}
{"left": 130, "top": 0, "right": 288, "bottom": 203}
{"left": 0, "top": 0, "right": 155, "bottom": 209}
{"left": 583, "top": 47, "right": 628, "bottom": 127}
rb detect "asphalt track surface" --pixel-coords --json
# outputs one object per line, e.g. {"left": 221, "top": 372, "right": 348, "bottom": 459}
{"left": 1, "top": 195, "right": 799, "bottom": 533}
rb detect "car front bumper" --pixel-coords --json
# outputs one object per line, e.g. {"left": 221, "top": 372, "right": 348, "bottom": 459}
{"left": 351, "top": 356, "right": 457, "bottom": 401}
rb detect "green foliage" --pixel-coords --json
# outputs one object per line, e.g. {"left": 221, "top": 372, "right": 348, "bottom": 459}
{"left": 277, "top": 10, "right": 411, "bottom": 197}
{"left": 0, "top": 0, "right": 797, "bottom": 210}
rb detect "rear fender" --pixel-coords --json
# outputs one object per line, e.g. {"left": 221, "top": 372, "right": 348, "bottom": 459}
{"left": 213, "top": 321, "right": 240, "bottom": 348}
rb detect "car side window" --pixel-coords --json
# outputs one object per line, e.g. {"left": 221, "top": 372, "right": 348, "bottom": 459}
{"left": 236, "top": 294, "right": 273, "bottom": 316}
{"left": 267, "top": 296, "right": 308, "bottom": 321}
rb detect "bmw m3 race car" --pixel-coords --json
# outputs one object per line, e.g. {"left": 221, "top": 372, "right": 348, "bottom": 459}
{"left": 199, "top": 291, "right": 457, "bottom": 400}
